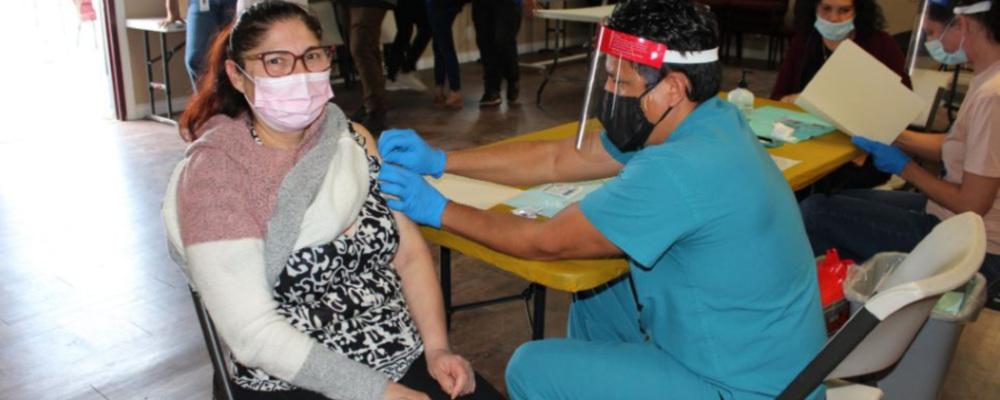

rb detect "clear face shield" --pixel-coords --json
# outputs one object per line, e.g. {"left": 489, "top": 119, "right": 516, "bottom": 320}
{"left": 575, "top": 25, "right": 719, "bottom": 156}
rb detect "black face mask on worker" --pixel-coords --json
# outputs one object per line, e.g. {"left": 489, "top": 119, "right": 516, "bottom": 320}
{"left": 596, "top": 86, "right": 673, "bottom": 153}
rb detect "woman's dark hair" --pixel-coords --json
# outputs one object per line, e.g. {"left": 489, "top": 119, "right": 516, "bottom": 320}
{"left": 956, "top": 0, "right": 1000, "bottom": 43}
{"left": 793, "top": 0, "right": 887, "bottom": 38}
{"left": 178, "top": 1, "right": 323, "bottom": 141}
{"left": 606, "top": 0, "right": 721, "bottom": 103}
{"left": 927, "top": 0, "right": 955, "bottom": 24}
{"left": 926, "top": 0, "right": 999, "bottom": 43}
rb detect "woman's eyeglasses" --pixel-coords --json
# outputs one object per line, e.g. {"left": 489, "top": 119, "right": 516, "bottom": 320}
{"left": 243, "top": 45, "right": 334, "bottom": 77}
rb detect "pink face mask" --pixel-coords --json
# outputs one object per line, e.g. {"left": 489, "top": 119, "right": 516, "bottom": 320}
{"left": 239, "top": 66, "right": 334, "bottom": 132}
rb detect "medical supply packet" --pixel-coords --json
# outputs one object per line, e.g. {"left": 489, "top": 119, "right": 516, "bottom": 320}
{"left": 504, "top": 179, "right": 610, "bottom": 218}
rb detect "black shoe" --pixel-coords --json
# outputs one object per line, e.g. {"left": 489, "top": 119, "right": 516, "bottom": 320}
{"left": 350, "top": 108, "right": 367, "bottom": 123}
{"left": 987, "top": 294, "right": 1000, "bottom": 311}
{"left": 506, "top": 81, "right": 520, "bottom": 104}
{"left": 361, "top": 111, "right": 386, "bottom": 137}
{"left": 479, "top": 92, "right": 502, "bottom": 107}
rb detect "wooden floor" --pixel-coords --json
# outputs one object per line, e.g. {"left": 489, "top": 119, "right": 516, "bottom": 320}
{"left": 1, "top": 42, "right": 998, "bottom": 399}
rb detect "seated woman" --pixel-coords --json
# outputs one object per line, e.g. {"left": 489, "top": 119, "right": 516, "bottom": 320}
{"left": 161, "top": 2, "right": 504, "bottom": 399}
{"left": 773, "top": 0, "right": 913, "bottom": 190}
{"left": 800, "top": 0, "right": 1000, "bottom": 311}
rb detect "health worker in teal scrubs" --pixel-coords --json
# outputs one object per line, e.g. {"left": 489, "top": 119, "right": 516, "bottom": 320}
{"left": 376, "top": 1, "right": 827, "bottom": 399}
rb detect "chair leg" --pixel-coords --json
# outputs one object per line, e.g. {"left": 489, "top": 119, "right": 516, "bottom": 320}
{"left": 190, "top": 289, "right": 239, "bottom": 400}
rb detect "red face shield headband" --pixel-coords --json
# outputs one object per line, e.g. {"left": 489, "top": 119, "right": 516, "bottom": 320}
{"left": 574, "top": 25, "right": 720, "bottom": 149}
{"left": 597, "top": 26, "right": 721, "bottom": 69}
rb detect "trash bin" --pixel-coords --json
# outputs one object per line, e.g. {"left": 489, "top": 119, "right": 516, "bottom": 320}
{"left": 843, "top": 252, "right": 988, "bottom": 400}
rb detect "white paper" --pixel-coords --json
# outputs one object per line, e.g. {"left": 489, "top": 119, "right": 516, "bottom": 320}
{"left": 771, "top": 155, "right": 801, "bottom": 172}
{"left": 426, "top": 174, "right": 524, "bottom": 211}
{"left": 794, "top": 40, "right": 924, "bottom": 144}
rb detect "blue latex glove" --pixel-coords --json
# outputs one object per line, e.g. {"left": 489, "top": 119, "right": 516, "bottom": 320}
{"left": 378, "top": 163, "right": 448, "bottom": 228}
{"left": 851, "top": 136, "right": 911, "bottom": 175}
{"left": 377, "top": 129, "right": 446, "bottom": 178}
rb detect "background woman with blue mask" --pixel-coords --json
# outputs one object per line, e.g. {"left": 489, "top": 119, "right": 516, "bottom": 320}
{"left": 771, "top": 0, "right": 912, "bottom": 190}
{"left": 800, "top": 0, "right": 1000, "bottom": 312}
{"left": 771, "top": 0, "right": 912, "bottom": 104}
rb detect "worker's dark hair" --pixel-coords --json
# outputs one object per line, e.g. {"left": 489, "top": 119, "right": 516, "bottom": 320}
{"left": 178, "top": 0, "right": 322, "bottom": 141}
{"left": 606, "top": 0, "right": 721, "bottom": 103}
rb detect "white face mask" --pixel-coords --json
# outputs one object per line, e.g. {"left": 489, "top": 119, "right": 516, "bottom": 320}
{"left": 239, "top": 66, "right": 334, "bottom": 132}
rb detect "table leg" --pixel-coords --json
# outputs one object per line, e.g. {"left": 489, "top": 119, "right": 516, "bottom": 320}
{"left": 143, "top": 31, "right": 155, "bottom": 118}
{"left": 159, "top": 32, "right": 174, "bottom": 119}
{"left": 531, "top": 283, "right": 546, "bottom": 340}
{"left": 535, "top": 24, "right": 563, "bottom": 106}
{"left": 440, "top": 247, "right": 452, "bottom": 330}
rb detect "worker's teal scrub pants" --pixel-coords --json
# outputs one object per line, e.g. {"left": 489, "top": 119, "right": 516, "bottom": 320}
{"left": 504, "top": 277, "right": 726, "bottom": 400}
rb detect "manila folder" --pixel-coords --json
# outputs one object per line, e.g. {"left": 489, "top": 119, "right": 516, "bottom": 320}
{"left": 794, "top": 40, "right": 924, "bottom": 144}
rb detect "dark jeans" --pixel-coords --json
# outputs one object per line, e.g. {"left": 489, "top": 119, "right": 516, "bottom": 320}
{"left": 387, "top": 0, "right": 432, "bottom": 79}
{"left": 800, "top": 189, "right": 1000, "bottom": 310}
{"left": 185, "top": 0, "right": 237, "bottom": 87}
{"left": 231, "top": 354, "right": 505, "bottom": 400}
{"left": 471, "top": 0, "right": 522, "bottom": 93}
{"left": 428, "top": 1, "right": 464, "bottom": 91}
{"left": 812, "top": 157, "right": 892, "bottom": 193}
{"left": 349, "top": 6, "right": 389, "bottom": 113}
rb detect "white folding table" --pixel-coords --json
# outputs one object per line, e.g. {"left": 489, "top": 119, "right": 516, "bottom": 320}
{"left": 125, "top": 18, "right": 186, "bottom": 125}
{"left": 530, "top": 5, "right": 614, "bottom": 105}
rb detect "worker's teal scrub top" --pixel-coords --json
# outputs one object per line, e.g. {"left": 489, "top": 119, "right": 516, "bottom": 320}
{"left": 579, "top": 97, "right": 827, "bottom": 399}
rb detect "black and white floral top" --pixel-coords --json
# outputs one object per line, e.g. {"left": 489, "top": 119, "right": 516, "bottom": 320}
{"left": 230, "top": 127, "right": 423, "bottom": 392}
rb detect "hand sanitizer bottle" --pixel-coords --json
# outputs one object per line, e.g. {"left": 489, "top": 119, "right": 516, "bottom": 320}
{"left": 727, "top": 70, "right": 755, "bottom": 120}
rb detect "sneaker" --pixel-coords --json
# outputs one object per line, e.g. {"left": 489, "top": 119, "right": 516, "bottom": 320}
{"left": 397, "top": 72, "right": 428, "bottom": 92}
{"left": 479, "top": 92, "right": 502, "bottom": 107}
{"left": 988, "top": 294, "right": 1000, "bottom": 311}
{"left": 506, "top": 81, "right": 520, "bottom": 104}
{"left": 385, "top": 78, "right": 405, "bottom": 92}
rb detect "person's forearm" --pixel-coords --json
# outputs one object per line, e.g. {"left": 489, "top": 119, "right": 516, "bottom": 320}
{"left": 446, "top": 140, "right": 562, "bottom": 187}
{"left": 446, "top": 136, "right": 621, "bottom": 186}
{"left": 396, "top": 254, "right": 450, "bottom": 352}
{"left": 442, "top": 202, "right": 556, "bottom": 260}
{"left": 895, "top": 130, "right": 945, "bottom": 162}
{"left": 392, "top": 213, "right": 450, "bottom": 352}
{"left": 902, "top": 163, "right": 986, "bottom": 215}
{"left": 186, "top": 240, "right": 388, "bottom": 400}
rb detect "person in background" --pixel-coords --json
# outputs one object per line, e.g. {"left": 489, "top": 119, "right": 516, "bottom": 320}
{"left": 800, "top": 0, "right": 1000, "bottom": 311}
{"left": 347, "top": 0, "right": 396, "bottom": 135}
{"left": 378, "top": 1, "right": 826, "bottom": 398}
{"left": 164, "top": 2, "right": 504, "bottom": 399}
{"left": 427, "top": 0, "right": 467, "bottom": 109}
{"left": 772, "top": 0, "right": 913, "bottom": 190}
{"left": 162, "top": 0, "right": 239, "bottom": 88}
{"left": 386, "top": 0, "right": 432, "bottom": 92}
{"left": 772, "top": 0, "right": 911, "bottom": 102}
{"left": 471, "top": 0, "right": 533, "bottom": 106}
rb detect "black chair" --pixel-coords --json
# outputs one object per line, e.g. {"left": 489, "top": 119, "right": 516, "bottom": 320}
{"left": 189, "top": 288, "right": 238, "bottom": 400}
